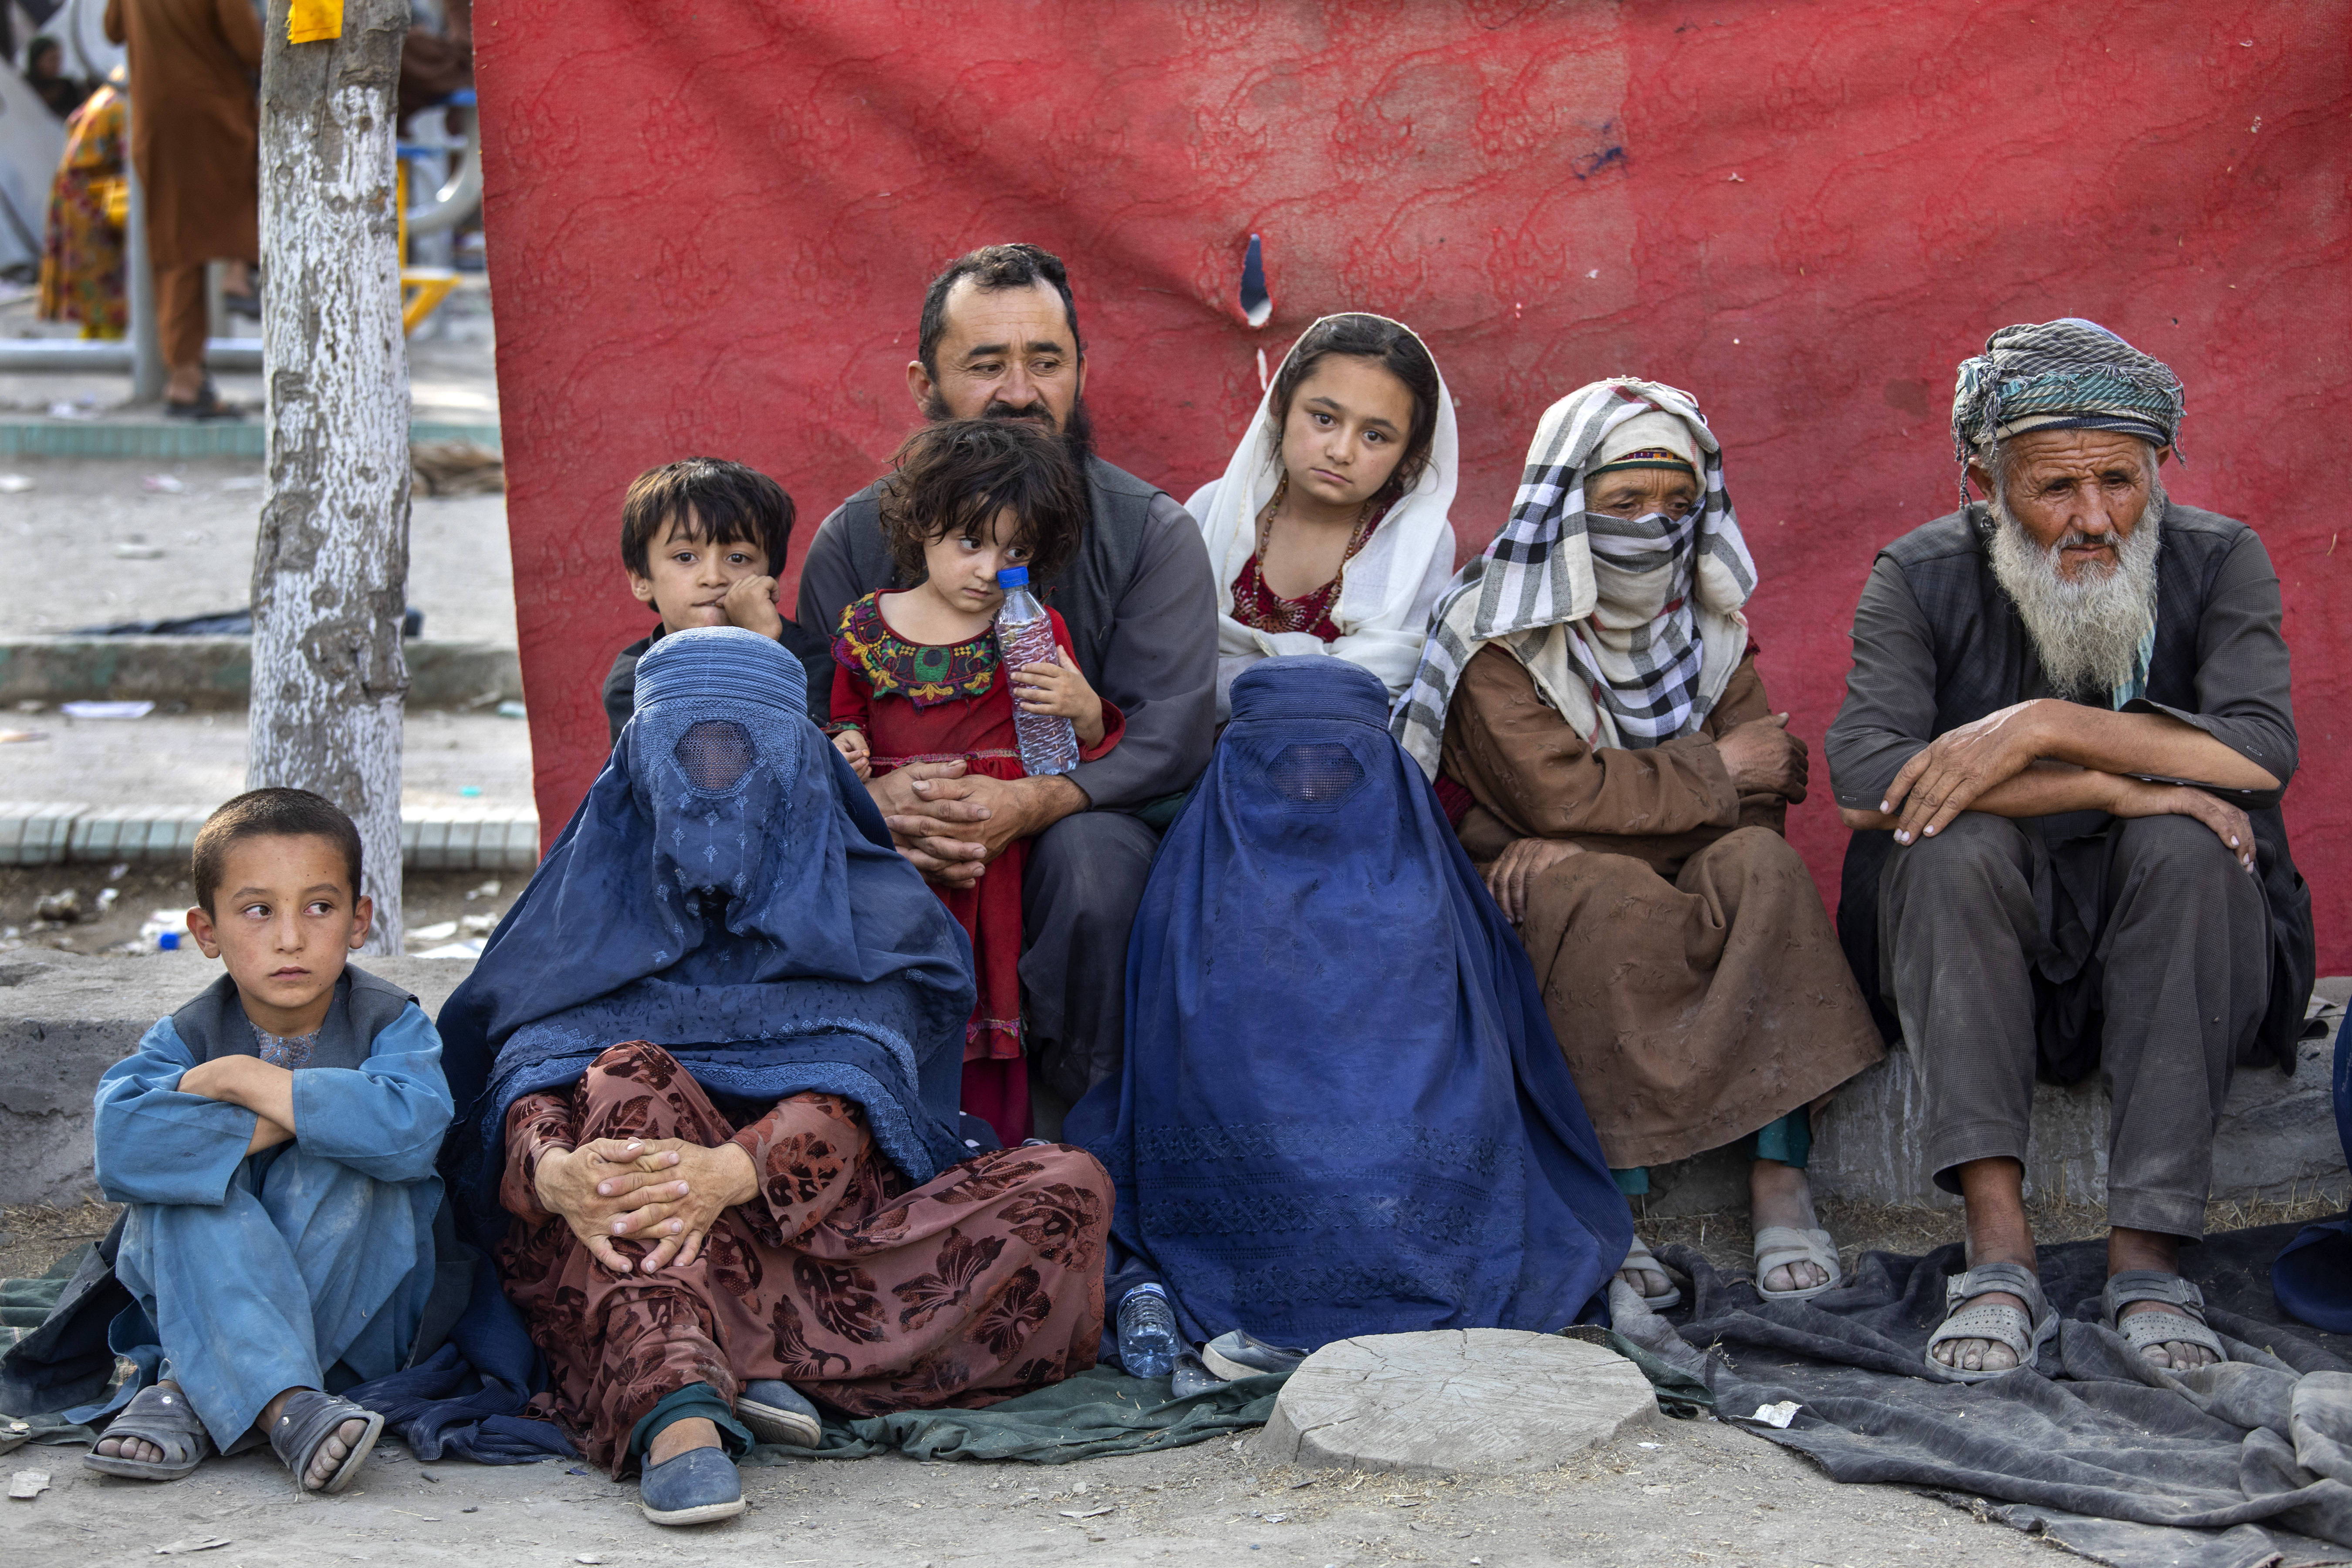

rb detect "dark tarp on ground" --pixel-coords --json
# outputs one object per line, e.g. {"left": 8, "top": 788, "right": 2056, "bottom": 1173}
{"left": 1613, "top": 1223, "right": 2352, "bottom": 1568}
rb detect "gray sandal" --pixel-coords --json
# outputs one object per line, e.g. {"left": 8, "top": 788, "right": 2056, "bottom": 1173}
{"left": 2103, "top": 1271, "right": 2228, "bottom": 1368}
{"left": 1620, "top": 1237, "right": 1684, "bottom": 1313}
{"left": 1924, "top": 1261, "right": 2056, "bottom": 1383}
{"left": 265, "top": 1389, "right": 383, "bottom": 1494}
{"left": 82, "top": 1382, "right": 213, "bottom": 1481}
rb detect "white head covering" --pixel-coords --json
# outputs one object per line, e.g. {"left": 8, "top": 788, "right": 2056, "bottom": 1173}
{"left": 1391, "top": 377, "right": 1756, "bottom": 777}
{"left": 1187, "top": 315, "right": 1460, "bottom": 708}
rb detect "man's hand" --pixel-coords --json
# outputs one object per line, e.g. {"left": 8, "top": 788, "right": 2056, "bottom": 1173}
{"left": 1881, "top": 700, "right": 2043, "bottom": 843}
{"left": 2106, "top": 776, "right": 2258, "bottom": 874}
{"left": 1482, "top": 837, "right": 1584, "bottom": 924}
{"left": 598, "top": 1141, "right": 760, "bottom": 1273}
{"left": 1715, "top": 713, "right": 1809, "bottom": 802}
{"left": 531, "top": 1138, "right": 687, "bottom": 1274}
{"left": 870, "top": 760, "right": 1085, "bottom": 887}
{"left": 720, "top": 574, "right": 784, "bottom": 640}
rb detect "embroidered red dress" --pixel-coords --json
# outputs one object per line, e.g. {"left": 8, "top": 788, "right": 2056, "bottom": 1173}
{"left": 830, "top": 591, "right": 1123, "bottom": 1146}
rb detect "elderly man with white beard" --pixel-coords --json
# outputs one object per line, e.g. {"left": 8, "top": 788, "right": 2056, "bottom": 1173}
{"left": 1827, "top": 319, "right": 2311, "bottom": 1385}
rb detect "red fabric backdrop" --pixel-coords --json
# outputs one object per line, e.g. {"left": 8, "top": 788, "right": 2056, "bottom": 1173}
{"left": 473, "top": 0, "right": 2350, "bottom": 968}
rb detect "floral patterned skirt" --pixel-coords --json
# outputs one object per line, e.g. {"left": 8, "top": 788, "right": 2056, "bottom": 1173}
{"left": 495, "top": 1041, "right": 1110, "bottom": 1474}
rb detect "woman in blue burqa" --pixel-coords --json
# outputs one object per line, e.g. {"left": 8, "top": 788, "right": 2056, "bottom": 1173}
{"left": 437, "top": 626, "right": 1112, "bottom": 1525}
{"left": 1070, "top": 656, "right": 1632, "bottom": 1379}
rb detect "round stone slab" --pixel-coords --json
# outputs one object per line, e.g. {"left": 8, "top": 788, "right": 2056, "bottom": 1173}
{"left": 1260, "top": 1328, "right": 1662, "bottom": 1476}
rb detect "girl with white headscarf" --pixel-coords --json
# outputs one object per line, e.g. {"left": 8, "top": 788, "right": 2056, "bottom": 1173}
{"left": 1186, "top": 314, "right": 1459, "bottom": 718}
{"left": 1395, "top": 378, "right": 1885, "bottom": 1312}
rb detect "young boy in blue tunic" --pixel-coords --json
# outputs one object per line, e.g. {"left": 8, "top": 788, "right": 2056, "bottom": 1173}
{"left": 83, "top": 788, "right": 453, "bottom": 1492}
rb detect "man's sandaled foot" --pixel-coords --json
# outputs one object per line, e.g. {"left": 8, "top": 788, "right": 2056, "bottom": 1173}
{"left": 2105, "top": 1271, "right": 2227, "bottom": 1371}
{"left": 85, "top": 1382, "right": 211, "bottom": 1480}
{"left": 1926, "top": 1261, "right": 2055, "bottom": 1382}
{"left": 264, "top": 1389, "right": 382, "bottom": 1493}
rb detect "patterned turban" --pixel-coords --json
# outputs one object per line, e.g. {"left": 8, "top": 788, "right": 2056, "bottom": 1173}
{"left": 1950, "top": 318, "right": 2185, "bottom": 484}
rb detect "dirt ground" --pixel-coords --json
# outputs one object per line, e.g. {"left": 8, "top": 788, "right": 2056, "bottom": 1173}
{"left": 0, "top": 867, "right": 518, "bottom": 961}
{"left": 3, "top": 1375, "right": 2067, "bottom": 1568}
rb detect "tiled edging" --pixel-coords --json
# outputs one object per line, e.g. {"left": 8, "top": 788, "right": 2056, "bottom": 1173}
{"left": 0, "top": 801, "right": 537, "bottom": 871}
{"left": 0, "top": 419, "right": 501, "bottom": 459}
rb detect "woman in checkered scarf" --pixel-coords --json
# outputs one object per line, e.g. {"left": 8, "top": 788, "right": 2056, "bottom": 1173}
{"left": 1406, "top": 378, "right": 1885, "bottom": 1313}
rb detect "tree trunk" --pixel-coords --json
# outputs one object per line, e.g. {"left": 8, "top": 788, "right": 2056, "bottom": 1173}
{"left": 250, "top": 0, "right": 413, "bottom": 952}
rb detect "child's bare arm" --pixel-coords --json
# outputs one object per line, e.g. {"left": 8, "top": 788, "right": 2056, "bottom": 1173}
{"left": 721, "top": 574, "right": 784, "bottom": 639}
{"left": 178, "top": 1055, "right": 298, "bottom": 1151}
{"left": 1014, "top": 647, "right": 1106, "bottom": 748}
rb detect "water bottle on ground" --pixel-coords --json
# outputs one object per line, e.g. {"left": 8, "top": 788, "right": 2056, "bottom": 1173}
{"left": 995, "top": 567, "right": 1079, "bottom": 777}
{"left": 1117, "top": 1282, "right": 1179, "bottom": 1378}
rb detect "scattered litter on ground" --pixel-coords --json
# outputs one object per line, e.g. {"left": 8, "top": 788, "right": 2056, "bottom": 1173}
{"left": 0, "top": 729, "right": 43, "bottom": 743}
{"left": 459, "top": 785, "right": 482, "bottom": 797}
{"left": 108, "top": 862, "right": 128, "bottom": 880}
{"left": 466, "top": 879, "right": 501, "bottom": 899}
{"left": 12, "top": 700, "right": 40, "bottom": 713}
{"left": 460, "top": 913, "right": 496, "bottom": 936}
{"left": 33, "top": 890, "right": 80, "bottom": 923}
{"left": 141, "top": 475, "right": 186, "bottom": 494}
{"left": 113, "top": 541, "right": 166, "bottom": 559}
{"left": 1747, "top": 1401, "right": 1801, "bottom": 1428}
{"left": 152, "top": 1536, "right": 231, "bottom": 1554}
{"left": 46, "top": 400, "right": 95, "bottom": 419}
{"left": 0, "top": 473, "right": 32, "bottom": 493}
{"left": 574, "top": 1553, "right": 604, "bottom": 1563}
{"left": 1059, "top": 1506, "right": 1114, "bottom": 1520}
{"left": 95, "top": 887, "right": 118, "bottom": 913}
{"left": 496, "top": 700, "right": 527, "bottom": 719}
{"left": 59, "top": 700, "right": 155, "bottom": 720}
{"left": 415, "top": 937, "right": 486, "bottom": 959}
{"left": 9, "top": 1467, "right": 49, "bottom": 1499}
{"left": 408, "top": 920, "right": 460, "bottom": 943}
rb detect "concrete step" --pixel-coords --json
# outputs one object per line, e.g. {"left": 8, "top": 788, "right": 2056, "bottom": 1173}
{"left": 0, "top": 801, "right": 538, "bottom": 870}
{"left": 0, "top": 635, "right": 521, "bottom": 710}
{"left": 1625, "top": 984, "right": 2349, "bottom": 1217}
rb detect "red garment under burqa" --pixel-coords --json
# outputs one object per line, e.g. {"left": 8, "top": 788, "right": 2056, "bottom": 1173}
{"left": 830, "top": 592, "right": 1122, "bottom": 1146}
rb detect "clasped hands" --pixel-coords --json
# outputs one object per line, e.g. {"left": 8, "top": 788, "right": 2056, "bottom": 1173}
{"left": 531, "top": 1136, "right": 760, "bottom": 1275}
{"left": 869, "top": 759, "right": 1084, "bottom": 888}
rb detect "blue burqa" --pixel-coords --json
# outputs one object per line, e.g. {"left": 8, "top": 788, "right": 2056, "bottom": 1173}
{"left": 2272, "top": 1018, "right": 2352, "bottom": 1331}
{"left": 436, "top": 623, "right": 978, "bottom": 1240}
{"left": 1070, "top": 656, "right": 1632, "bottom": 1348}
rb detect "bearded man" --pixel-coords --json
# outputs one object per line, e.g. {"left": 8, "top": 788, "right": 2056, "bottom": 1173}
{"left": 796, "top": 243, "right": 1217, "bottom": 1123}
{"left": 1827, "top": 319, "right": 2311, "bottom": 1383}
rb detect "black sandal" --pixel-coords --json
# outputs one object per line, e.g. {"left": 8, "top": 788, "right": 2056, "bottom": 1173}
{"left": 83, "top": 1382, "right": 213, "bottom": 1481}
{"left": 163, "top": 379, "right": 242, "bottom": 422}
{"left": 264, "top": 1389, "right": 383, "bottom": 1494}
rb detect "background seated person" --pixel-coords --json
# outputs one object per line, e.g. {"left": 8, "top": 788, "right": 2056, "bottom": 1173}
{"left": 1826, "top": 318, "right": 2308, "bottom": 1382}
{"left": 436, "top": 627, "right": 1112, "bottom": 1527}
{"left": 1395, "top": 378, "right": 1885, "bottom": 1310}
{"left": 1072, "top": 656, "right": 1630, "bottom": 1381}
{"left": 1186, "top": 313, "right": 1460, "bottom": 717}
{"left": 795, "top": 243, "right": 1217, "bottom": 1124}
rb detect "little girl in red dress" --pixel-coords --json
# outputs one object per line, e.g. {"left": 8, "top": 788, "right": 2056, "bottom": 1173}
{"left": 827, "top": 419, "right": 1121, "bottom": 1146}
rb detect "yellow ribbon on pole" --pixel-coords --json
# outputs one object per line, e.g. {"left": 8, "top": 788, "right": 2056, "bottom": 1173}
{"left": 287, "top": 0, "right": 343, "bottom": 44}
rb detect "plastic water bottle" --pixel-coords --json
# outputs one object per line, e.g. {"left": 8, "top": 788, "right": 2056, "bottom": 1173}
{"left": 1118, "top": 1283, "right": 1179, "bottom": 1378}
{"left": 995, "top": 567, "right": 1079, "bottom": 777}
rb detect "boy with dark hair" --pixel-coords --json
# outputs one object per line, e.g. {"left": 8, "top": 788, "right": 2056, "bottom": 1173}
{"left": 77, "top": 788, "right": 453, "bottom": 1491}
{"left": 602, "top": 456, "right": 832, "bottom": 739}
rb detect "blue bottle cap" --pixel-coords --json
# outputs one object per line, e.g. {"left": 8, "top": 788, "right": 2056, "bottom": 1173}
{"left": 996, "top": 566, "right": 1029, "bottom": 588}
{"left": 158, "top": 931, "right": 179, "bottom": 950}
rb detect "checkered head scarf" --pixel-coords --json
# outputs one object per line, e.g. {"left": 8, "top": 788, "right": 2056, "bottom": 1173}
{"left": 1392, "top": 378, "right": 1756, "bottom": 778}
{"left": 1950, "top": 318, "right": 2185, "bottom": 500}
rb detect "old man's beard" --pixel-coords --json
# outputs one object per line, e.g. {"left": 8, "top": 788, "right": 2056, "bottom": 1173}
{"left": 1987, "top": 476, "right": 2164, "bottom": 701}
{"left": 920, "top": 389, "right": 1096, "bottom": 466}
